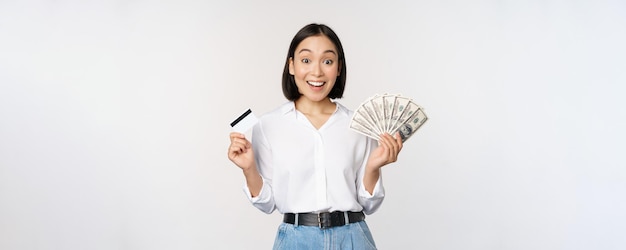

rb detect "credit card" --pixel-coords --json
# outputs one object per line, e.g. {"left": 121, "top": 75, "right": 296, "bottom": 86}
{"left": 230, "top": 109, "right": 258, "bottom": 133}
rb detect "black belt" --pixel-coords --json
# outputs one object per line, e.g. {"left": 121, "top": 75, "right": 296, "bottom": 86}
{"left": 283, "top": 211, "right": 365, "bottom": 229}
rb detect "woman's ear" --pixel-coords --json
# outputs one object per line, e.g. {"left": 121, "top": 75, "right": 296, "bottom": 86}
{"left": 288, "top": 57, "right": 295, "bottom": 75}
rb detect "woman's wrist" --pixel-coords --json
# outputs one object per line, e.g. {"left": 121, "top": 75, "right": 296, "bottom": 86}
{"left": 242, "top": 165, "right": 259, "bottom": 177}
{"left": 365, "top": 162, "right": 382, "bottom": 172}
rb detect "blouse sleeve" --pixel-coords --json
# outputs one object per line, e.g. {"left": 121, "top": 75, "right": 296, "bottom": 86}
{"left": 356, "top": 138, "right": 385, "bottom": 215}
{"left": 242, "top": 121, "right": 276, "bottom": 214}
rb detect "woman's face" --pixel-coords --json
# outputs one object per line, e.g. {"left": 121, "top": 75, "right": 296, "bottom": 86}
{"left": 289, "top": 35, "right": 340, "bottom": 103}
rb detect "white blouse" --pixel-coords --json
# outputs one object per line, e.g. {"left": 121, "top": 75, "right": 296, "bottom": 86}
{"left": 243, "top": 101, "right": 385, "bottom": 215}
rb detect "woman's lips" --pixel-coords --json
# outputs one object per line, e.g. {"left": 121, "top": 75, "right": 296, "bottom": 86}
{"left": 307, "top": 81, "right": 325, "bottom": 87}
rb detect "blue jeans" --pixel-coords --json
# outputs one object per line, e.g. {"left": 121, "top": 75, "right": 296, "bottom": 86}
{"left": 272, "top": 221, "right": 377, "bottom": 250}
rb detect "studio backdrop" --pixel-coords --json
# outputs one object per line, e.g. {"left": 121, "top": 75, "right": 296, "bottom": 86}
{"left": 1, "top": 0, "right": 625, "bottom": 249}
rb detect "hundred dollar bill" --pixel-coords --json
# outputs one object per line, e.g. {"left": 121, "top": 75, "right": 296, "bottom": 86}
{"left": 382, "top": 94, "right": 398, "bottom": 133}
{"left": 359, "top": 98, "right": 384, "bottom": 136}
{"left": 349, "top": 115, "right": 381, "bottom": 140}
{"left": 394, "top": 107, "right": 428, "bottom": 142}
{"left": 354, "top": 107, "right": 381, "bottom": 136}
{"left": 369, "top": 96, "right": 386, "bottom": 135}
{"left": 388, "top": 96, "right": 419, "bottom": 134}
{"left": 376, "top": 94, "right": 388, "bottom": 133}
{"left": 387, "top": 95, "right": 409, "bottom": 133}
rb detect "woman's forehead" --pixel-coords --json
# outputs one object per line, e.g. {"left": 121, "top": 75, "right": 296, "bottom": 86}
{"left": 295, "top": 35, "right": 337, "bottom": 54}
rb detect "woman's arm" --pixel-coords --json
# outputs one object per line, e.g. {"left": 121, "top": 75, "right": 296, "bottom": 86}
{"left": 363, "top": 132, "right": 403, "bottom": 194}
{"left": 228, "top": 132, "right": 262, "bottom": 196}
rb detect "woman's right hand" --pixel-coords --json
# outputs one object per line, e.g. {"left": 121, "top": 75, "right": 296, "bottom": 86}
{"left": 228, "top": 132, "right": 256, "bottom": 171}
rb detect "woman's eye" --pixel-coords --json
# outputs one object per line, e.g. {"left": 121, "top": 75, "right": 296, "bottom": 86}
{"left": 301, "top": 58, "right": 310, "bottom": 63}
{"left": 323, "top": 59, "right": 333, "bottom": 65}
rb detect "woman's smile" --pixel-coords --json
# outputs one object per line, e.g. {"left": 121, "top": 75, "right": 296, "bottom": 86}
{"left": 307, "top": 81, "right": 326, "bottom": 87}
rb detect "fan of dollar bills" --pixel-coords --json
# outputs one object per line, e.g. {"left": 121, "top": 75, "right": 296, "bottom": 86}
{"left": 349, "top": 93, "right": 428, "bottom": 142}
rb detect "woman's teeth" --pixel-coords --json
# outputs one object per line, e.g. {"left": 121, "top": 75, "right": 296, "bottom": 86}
{"left": 307, "top": 81, "right": 325, "bottom": 87}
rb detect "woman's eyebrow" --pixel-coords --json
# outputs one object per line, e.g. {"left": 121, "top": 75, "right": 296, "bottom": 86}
{"left": 297, "top": 49, "right": 337, "bottom": 55}
{"left": 297, "top": 48, "right": 311, "bottom": 54}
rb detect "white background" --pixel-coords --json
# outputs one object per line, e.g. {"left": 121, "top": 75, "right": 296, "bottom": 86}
{"left": 1, "top": 0, "right": 625, "bottom": 249}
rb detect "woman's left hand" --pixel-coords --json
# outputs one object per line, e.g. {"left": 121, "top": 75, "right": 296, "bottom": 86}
{"left": 366, "top": 132, "right": 403, "bottom": 170}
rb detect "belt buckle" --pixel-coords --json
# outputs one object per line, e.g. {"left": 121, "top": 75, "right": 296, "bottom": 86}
{"left": 318, "top": 212, "right": 331, "bottom": 229}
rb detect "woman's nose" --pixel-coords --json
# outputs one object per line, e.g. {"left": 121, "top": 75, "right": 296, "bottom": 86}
{"left": 311, "top": 62, "right": 323, "bottom": 76}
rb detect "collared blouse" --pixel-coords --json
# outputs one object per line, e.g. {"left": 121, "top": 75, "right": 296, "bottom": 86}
{"left": 244, "top": 101, "right": 385, "bottom": 215}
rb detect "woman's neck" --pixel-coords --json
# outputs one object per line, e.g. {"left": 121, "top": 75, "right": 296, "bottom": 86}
{"left": 294, "top": 97, "right": 336, "bottom": 115}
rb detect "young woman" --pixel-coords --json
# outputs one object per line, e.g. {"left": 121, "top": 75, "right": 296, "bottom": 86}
{"left": 228, "top": 23, "right": 403, "bottom": 250}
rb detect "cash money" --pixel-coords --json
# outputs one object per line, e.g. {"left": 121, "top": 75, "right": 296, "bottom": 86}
{"left": 394, "top": 107, "right": 427, "bottom": 142}
{"left": 350, "top": 93, "right": 428, "bottom": 143}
